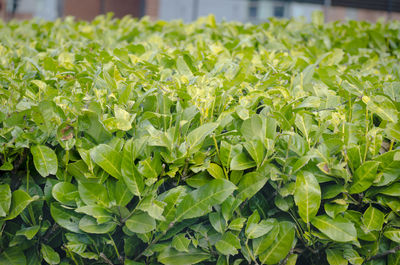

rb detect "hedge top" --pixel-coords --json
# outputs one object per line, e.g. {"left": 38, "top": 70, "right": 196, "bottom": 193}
{"left": 0, "top": 12, "right": 400, "bottom": 265}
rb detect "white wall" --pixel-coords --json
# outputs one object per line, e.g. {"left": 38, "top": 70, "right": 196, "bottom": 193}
{"left": 197, "top": 0, "right": 247, "bottom": 22}
{"left": 7, "top": 0, "right": 58, "bottom": 20}
{"left": 35, "top": 0, "right": 58, "bottom": 20}
{"left": 288, "top": 2, "right": 322, "bottom": 21}
{"left": 159, "top": 0, "right": 247, "bottom": 22}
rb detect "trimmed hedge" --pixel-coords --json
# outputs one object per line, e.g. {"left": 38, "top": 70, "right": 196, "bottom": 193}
{"left": 0, "top": 12, "right": 400, "bottom": 265}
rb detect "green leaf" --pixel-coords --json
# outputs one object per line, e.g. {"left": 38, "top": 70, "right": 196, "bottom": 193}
{"left": 158, "top": 186, "right": 187, "bottom": 231}
{"left": 78, "top": 182, "right": 110, "bottom": 207}
{"left": 237, "top": 171, "right": 269, "bottom": 202}
{"left": 259, "top": 222, "right": 295, "bottom": 265}
{"left": 363, "top": 95, "right": 399, "bottom": 123}
{"left": 175, "top": 179, "right": 236, "bottom": 221}
{"left": 246, "top": 219, "right": 277, "bottom": 239}
{"left": 15, "top": 225, "right": 40, "bottom": 240}
{"left": 311, "top": 215, "right": 357, "bottom": 242}
{"left": 241, "top": 115, "right": 264, "bottom": 142}
{"left": 125, "top": 211, "right": 156, "bottom": 234}
{"left": 388, "top": 242, "right": 400, "bottom": 265}
{"left": 343, "top": 248, "right": 363, "bottom": 265}
{"left": 172, "top": 234, "right": 190, "bottom": 252}
{"left": 362, "top": 206, "right": 385, "bottom": 231}
{"left": 348, "top": 161, "right": 380, "bottom": 194}
{"left": 79, "top": 215, "right": 116, "bottom": 234}
{"left": 5, "top": 190, "right": 35, "bottom": 220}
{"left": 243, "top": 140, "right": 264, "bottom": 167}
{"left": 113, "top": 180, "right": 134, "bottom": 207}
{"left": 215, "top": 231, "right": 241, "bottom": 256}
{"left": 230, "top": 153, "right": 256, "bottom": 171}
{"left": 78, "top": 111, "right": 112, "bottom": 143}
{"left": 158, "top": 246, "right": 209, "bottom": 265}
{"left": 31, "top": 145, "right": 58, "bottom": 177}
{"left": 207, "top": 163, "right": 225, "bottom": 179}
{"left": 253, "top": 224, "right": 280, "bottom": 256}
{"left": 121, "top": 139, "right": 144, "bottom": 197}
{"left": 220, "top": 141, "right": 242, "bottom": 169}
{"left": 209, "top": 212, "right": 226, "bottom": 233}
{"left": 0, "top": 248, "right": 26, "bottom": 265}
{"left": 90, "top": 144, "right": 122, "bottom": 179}
{"left": 294, "top": 171, "right": 321, "bottom": 223}
{"left": 326, "top": 249, "right": 347, "bottom": 265}
{"left": 0, "top": 184, "right": 11, "bottom": 217}
{"left": 228, "top": 217, "right": 246, "bottom": 231}
{"left": 383, "top": 228, "right": 400, "bottom": 243}
{"left": 41, "top": 244, "right": 60, "bottom": 265}
{"left": 137, "top": 197, "right": 166, "bottom": 221}
{"left": 378, "top": 183, "right": 400, "bottom": 197}
{"left": 52, "top": 182, "right": 78, "bottom": 207}
{"left": 50, "top": 202, "right": 82, "bottom": 233}
{"left": 186, "top": 122, "right": 218, "bottom": 153}
{"left": 75, "top": 205, "right": 112, "bottom": 224}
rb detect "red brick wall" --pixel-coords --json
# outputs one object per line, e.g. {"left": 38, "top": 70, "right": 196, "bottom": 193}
{"left": 326, "top": 6, "right": 400, "bottom": 22}
{"left": 0, "top": 0, "right": 5, "bottom": 20}
{"left": 146, "top": 0, "right": 159, "bottom": 20}
{"left": 63, "top": 0, "right": 142, "bottom": 20}
{"left": 63, "top": 0, "right": 101, "bottom": 20}
{"left": 105, "top": 0, "right": 142, "bottom": 18}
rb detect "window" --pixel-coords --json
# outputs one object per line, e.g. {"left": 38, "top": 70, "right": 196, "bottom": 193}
{"left": 273, "top": 4, "right": 285, "bottom": 18}
{"left": 249, "top": 0, "right": 259, "bottom": 18}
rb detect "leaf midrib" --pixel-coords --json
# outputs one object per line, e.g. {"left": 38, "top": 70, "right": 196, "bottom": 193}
{"left": 175, "top": 185, "right": 235, "bottom": 221}
{"left": 316, "top": 217, "right": 355, "bottom": 241}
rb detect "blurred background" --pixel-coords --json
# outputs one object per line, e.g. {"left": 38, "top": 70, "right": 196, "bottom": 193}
{"left": 0, "top": 0, "right": 399, "bottom": 22}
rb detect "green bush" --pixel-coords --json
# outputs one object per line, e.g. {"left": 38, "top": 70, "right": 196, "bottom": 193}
{"left": 0, "top": 12, "right": 399, "bottom": 265}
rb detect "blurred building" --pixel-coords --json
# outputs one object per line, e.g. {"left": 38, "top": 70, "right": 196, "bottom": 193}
{"left": 0, "top": 0, "right": 399, "bottom": 22}
{"left": 157, "top": 0, "right": 400, "bottom": 23}
{"left": 0, "top": 0, "right": 145, "bottom": 21}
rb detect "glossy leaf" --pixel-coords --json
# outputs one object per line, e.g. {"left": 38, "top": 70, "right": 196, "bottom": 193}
{"left": 172, "top": 234, "right": 191, "bottom": 252}
{"left": 79, "top": 215, "right": 116, "bottom": 234}
{"left": 157, "top": 246, "right": 209, "bottom": 265}
{"left": 0, "top": 184, "right": 11, "bottom": 217}
{"left": 31, "top": 145, "right": 58, "bottom": 177}
{"left": 259, "top": 222, "right": 295, "bottom": 265}
{"left": 125, "top": 212, "right": 156, "bottom": 234}
{"left": 215, "top": 231, "right": 241, "bottom": 256}
{"left": 0, "top": 248, "right": 26, "bottom": 265}
{"left": 175, "top": 179, "right": 236, "bottom": 221}
{"left": 186, "top": 122, "right": 218, "bottom": 152}
{"left": 326, "top": 249, "right": 347, "bottom": 265}
{"left": 207, "top": 163, "right": 225, "bottom": 179}
{"left": 90, "top": 144, "right": 122, "bottom": 179}
{"left": 383, "top": 228, "right": 400, "bottom": 243}
{"left": 50, "top": 203, "right": 82, "bottom": 233}
{"left": 312, "top": 215, "right": 357, "bottom": 242}
{"left": 121, "top": 140, "right": 144, "bottom": 197}
{"left": 348, "top": 161, "right": 380, "bottom": 194}
{"left": 236, "top": 171, "right": 269, "bottom": 202}
{"left": 294, "top": 171, "right": 321, "bottom": 223}
{"left": 52, "top": 182, "right": 78, "bottom": 207}
{"left": 41, "top": 244, "right": 60, "bottom": 265}
{"left": 230, "top": 153, "right": 256, "bottom": 170}
{"left": 362, "top": 206, "right": 385, "bottom": 231}
{"left": 5, "top": 190, "right": 35, "bottom": 220}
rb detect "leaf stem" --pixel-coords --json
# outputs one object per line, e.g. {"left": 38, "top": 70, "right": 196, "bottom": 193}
{"left": 366, "top": 245, "right": 400, "bottom": 261}
{"left": 108, "top": 233, "right": 120, "bottom": 259}
{"left": 100, "top": 253, "right": 114, "bottom": 265}
{"left": 245, "top": 239, "right": 259, "bottom": 265}
{"left": 212, "top": 134, "right": 228, "bottom": 179}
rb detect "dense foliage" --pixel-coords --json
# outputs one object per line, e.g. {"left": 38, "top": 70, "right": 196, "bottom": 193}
{"left": 0, "top": 12, "right": 399, "bottom": 265}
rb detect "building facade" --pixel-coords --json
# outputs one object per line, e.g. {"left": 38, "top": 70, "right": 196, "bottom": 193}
{"left": 0, "top": 0, "right": 144, "bottom": 21}
{"left": 1, "top": 0, "right": 400, "bottom": 22}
